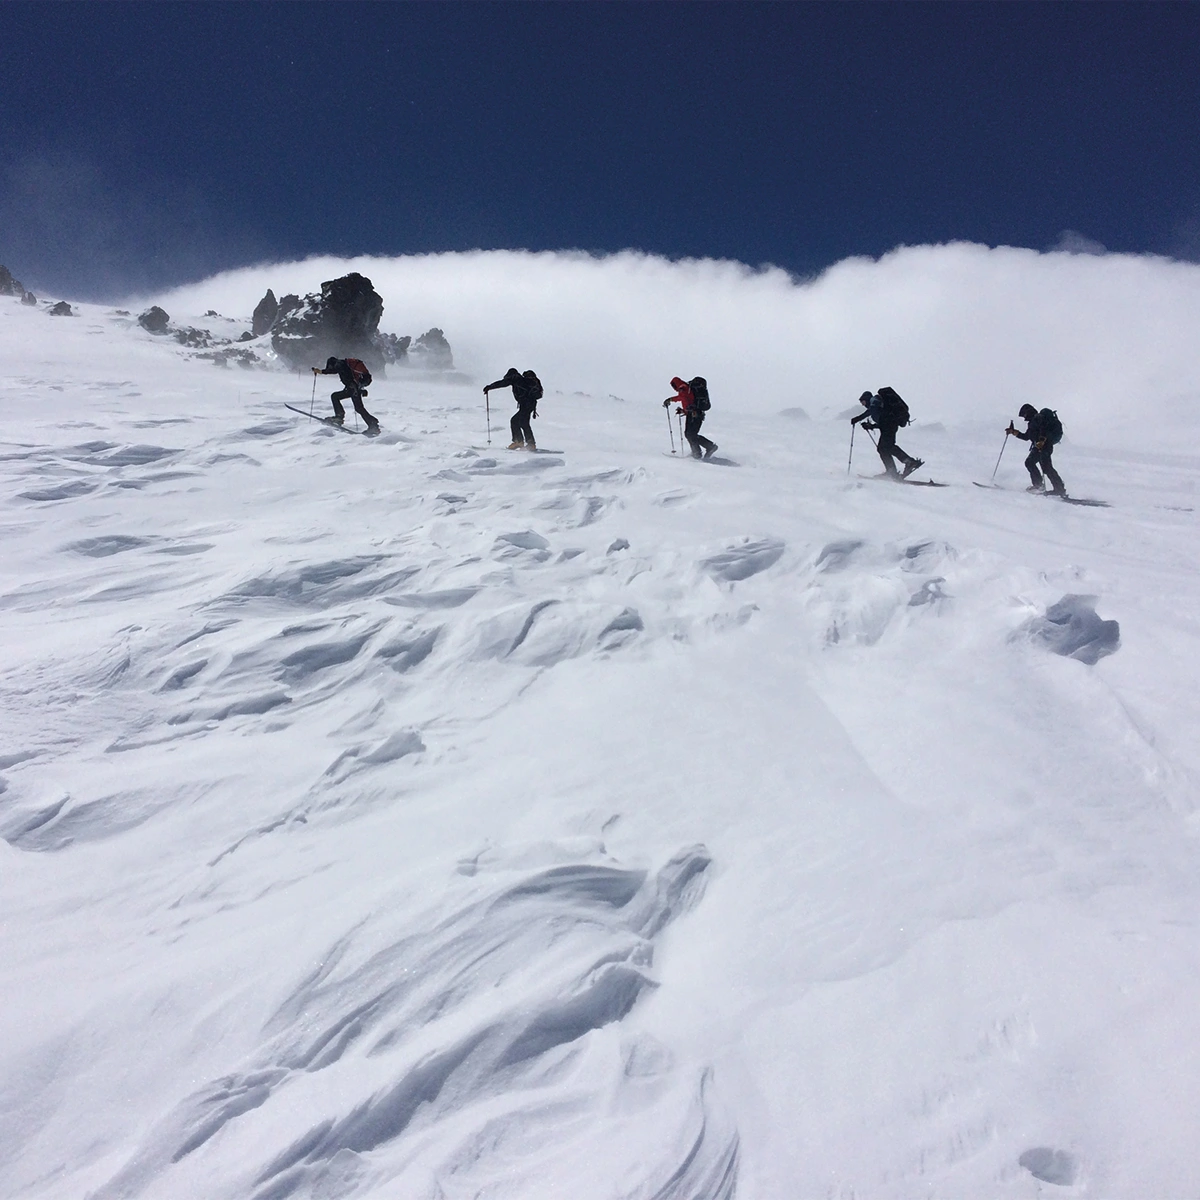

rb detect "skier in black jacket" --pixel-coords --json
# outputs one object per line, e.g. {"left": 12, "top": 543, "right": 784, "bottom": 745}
{"left": 484, "top": 367, "right": 540, "bottom": 450}
{"left": 1008, "top": 404, "right": 1065, "bottom": 495}
{"left": 312, "top": 356, "right": 379, "bottom": 431}
{"left": 850, "top": 388, "right": 923, "bottom": 479}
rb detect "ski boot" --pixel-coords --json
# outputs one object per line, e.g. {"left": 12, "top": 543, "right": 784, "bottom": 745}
{"left": 901, "top": 458, "right": 924, "bottom": 478}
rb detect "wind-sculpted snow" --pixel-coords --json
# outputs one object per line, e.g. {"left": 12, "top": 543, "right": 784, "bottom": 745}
{"left": 88, "top": 847, "right": 733, "bottom": 1200}
{"left": 1020, "top": 593, "right": 1121, "bottom": 665}
{"left": 3, "top": 297, "right": 1200, "bottom": 1199}
{"left": 702, "top": 536, "right": 786, "bottom": 583}
{"left": 1019, "top": 1146, "right": 1080, "bottom": 1187}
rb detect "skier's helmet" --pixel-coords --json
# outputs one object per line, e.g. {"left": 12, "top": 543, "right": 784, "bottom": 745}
{"left": 325, "top": 356, "right": 338, "bottom": 370}
{"left": 1019, "top": 403, "right": 1037, "bottom": 420}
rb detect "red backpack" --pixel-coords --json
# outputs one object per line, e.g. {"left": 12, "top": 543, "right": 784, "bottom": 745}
{"left": 345, "top": 358, "right": 372, "bottom": 387}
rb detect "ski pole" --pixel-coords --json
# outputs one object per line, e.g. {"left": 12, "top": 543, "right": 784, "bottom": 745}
{"left": 309, "top": 370, "right": 317, "bottom": 417}
{"left": 677, "top": 411, "right": 684, "bottom": 451}
{"left": 485, "top": 390, "right": 491, "bottom": 445}
{"left": 846, "top": 422, "right": 855, "bottom": 475}
{"left": 991, "top": 429, "right": 1010, "bottom": 480}
{"left": 666, "top": 404, "right": 676, "bottom": 453}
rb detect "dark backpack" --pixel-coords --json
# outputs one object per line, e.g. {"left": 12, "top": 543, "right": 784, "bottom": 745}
{"left": 877, "top": 386, "right": 910, "bottom": 427}
{"left": 346, "top": 357, "right": 372, "bottom": 387}
{"left": 1039, "top": 408, "right": 1063, "bottom": 445}
{"left": 689, "top": 376, "right": 711, "bottom": 411}
{"left": 522, "top": 370, "right": 543, "bottom": 401}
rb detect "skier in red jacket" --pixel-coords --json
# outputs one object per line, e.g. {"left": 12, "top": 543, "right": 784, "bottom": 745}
{"left": 663, "top": 376, "right": 717, "bottom": 459}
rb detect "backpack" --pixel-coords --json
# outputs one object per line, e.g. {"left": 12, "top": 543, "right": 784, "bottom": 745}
{"left": 522, "top": 370, "right": 543, "bottom": 401}
{"left": 688, "top": 376, "right": 711, "bottom": 411}
{"left": 876, "top": 386, "right": 910, "bottom": 427}
{"left": 1039, "top": 408, "right": 1063, "bottom": 444}
{"left": 346, "top": 357, "right": 372, "bottom": 387}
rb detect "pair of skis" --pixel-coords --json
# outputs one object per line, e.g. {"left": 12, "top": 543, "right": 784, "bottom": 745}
{"left": 972, "top": 482, "right": 1108, "bottom": 507}
{"left": 858, "top": 473, "right": 948, "bottom": 488}
{"left": 284, "top": 403, "right": 380, "bottom": 437}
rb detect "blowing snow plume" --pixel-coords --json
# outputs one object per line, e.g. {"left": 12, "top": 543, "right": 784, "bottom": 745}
{"left": 149, "top": 242, "right": 1200, "bottom": 448}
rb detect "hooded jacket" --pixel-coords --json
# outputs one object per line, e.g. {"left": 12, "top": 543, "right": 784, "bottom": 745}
{"left": 665, "top": 377, "right": 697, "bottom": 412}
{"left": 1012, "top": 411, "right": 1054, "bottom": 448}
{"left": 486, "top": 368, "right": 539, "bottom": 406}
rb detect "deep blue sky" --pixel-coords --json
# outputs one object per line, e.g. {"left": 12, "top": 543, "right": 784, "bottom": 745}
{"left": 3, "top": 1, "right": 1199, "bottom": 299}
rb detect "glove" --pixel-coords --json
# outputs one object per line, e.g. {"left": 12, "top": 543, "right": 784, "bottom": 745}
{"left": 1006, "top": 423, "right": 1015, "bottom": 435}
{"left": 483, "top": 386, "right": 490, "bottom": 394}
{"left": 1036, "top": 439, "right": 1046, "bottom": 450}
{"left": 311, "top": 367, "right": 320, "bottom": 374}
{"left": 663, "top": 399, "right": 671, "bottom": 408}
{"left": 861, "top": 421, "right": 876, "bottom": 431}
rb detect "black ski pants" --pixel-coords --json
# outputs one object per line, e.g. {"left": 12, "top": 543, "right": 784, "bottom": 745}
{"left": 1025, "top": 444, "right": 1064, "bottom": 493}
{"left": 510, "top": 400, "right": 537, "bottom": 446}
{"left": 331, "top": 385, "right": 377, "bottom": 427}
{"left": 684, "top": 410, "right": 716, "bottom": 458}
{"left": 875, "top": 423, "right": 916, "bottom": 477}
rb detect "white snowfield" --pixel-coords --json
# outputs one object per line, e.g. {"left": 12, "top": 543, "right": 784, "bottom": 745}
{"left": 1, "top": 256, "right": 1199, "bottom": 1199}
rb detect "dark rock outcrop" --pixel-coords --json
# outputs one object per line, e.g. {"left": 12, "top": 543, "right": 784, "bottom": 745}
{"left": 49, "top": 301, "right": 73, "bottom": 316}
{"left": 21, "top": 291, "right": 37, "bottom": 306}
{"left": 173, "top": 327, "right": 213, "bottom": 348}
{"left": 411, "top": 327, "right": 454, "bottom": 369}
{"left": 250, "top": 273, "right": 454, "bottom": 374}
{"left": 251, "top": 289, "right": 279, "bottom": 336}
{"left": 198, "top": 347, "right": 263, "bottom": 369}
{"left": 0, "top": 266, "right": 26, "bottom": 297}
{"left": 238, "top": 331, "right": 255, "bottom": 342}
{"left": 139, "top": 306, "right": 170, "bottom": 333}
{"left": 271, "top": 273, "right": 385, "bottom": 371}
{"left": 376, "top": 332, "right": 412, "bottom": 364}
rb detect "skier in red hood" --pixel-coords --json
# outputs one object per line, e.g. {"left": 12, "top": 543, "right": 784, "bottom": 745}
{"left": 663, "top": 376, "right": 717, "bottom": 459}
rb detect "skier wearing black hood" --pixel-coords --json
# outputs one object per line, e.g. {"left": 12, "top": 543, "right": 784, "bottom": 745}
{"left": 1008, "top": 403, "right": 1066, "bottom": 495}
{"left": 312, "top": 356, "right": 379, "bottom": 432}
{"left": 484, "top": 367, "right": 543, "bottom": 450}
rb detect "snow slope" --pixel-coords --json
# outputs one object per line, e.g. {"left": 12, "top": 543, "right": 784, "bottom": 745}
{"left": 2, "top": 280, "right": 1199, "bottom": 1199}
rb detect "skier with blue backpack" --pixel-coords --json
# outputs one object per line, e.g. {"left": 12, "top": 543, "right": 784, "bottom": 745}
{"left": 1008, "top": 403, "right": 1066, "bottom": 496}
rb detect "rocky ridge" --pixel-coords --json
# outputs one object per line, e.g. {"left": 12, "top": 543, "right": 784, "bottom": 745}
{"left": 1, "top": 265, "right": 455, "bottom": 378}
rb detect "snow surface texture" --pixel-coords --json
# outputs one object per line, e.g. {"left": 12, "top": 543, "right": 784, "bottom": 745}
{"left": 2, "top": 256, "right": 1200, "bottom": 1198}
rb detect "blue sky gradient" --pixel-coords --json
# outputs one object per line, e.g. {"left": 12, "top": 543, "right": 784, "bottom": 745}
{"left": 3, "top": 1, "right": 1199, "bottom": 298}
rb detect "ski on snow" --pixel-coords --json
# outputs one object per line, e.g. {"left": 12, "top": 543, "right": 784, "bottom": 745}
{"left": 858, "top": 473, "right": 948, "bottom": 487}
{"left": 972, "top": 482, "right": 1109, "bottom": 507}
{"left": 285, "top": 403, "right": 380, "bottom": 437}
{"left": 663, "top": 452, "right": 737, "bottom": 466}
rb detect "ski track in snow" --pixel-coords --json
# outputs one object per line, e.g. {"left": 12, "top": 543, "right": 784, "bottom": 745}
{"left": 1, "top": 299, "right": 1200, "bottom": 1198}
